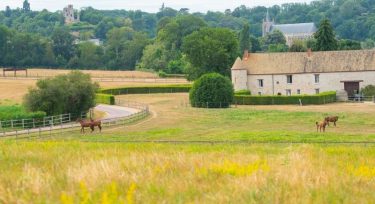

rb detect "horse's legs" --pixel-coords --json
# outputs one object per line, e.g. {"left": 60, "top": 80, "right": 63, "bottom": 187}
{"left": 334, "top": 121, "right": 336, "bottom": 127}
{"left": 98, "top": 125, "right": 102, "bottom": 132}
{"left": 90, "top": 126, "right": 95, "bottom": 133}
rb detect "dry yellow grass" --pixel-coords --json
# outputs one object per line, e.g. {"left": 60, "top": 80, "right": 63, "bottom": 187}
{"left": 0, "top": 78, "right": 187, "bottom": 103}
{"left": 1, "top": 68, "right": 158, "bottom": 78}
{"left": 0, "top": 142, "right": 373, "bottom": 203}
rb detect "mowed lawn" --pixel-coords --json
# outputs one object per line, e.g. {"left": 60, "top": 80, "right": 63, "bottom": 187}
{"left": 0, "top": 141, "right": 374, "bottom": 203}
{"left": 47, "top": 93, "right": 375, "bottom": 143}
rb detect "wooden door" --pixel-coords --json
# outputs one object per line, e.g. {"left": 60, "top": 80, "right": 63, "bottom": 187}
{"left": 344, "top": 82, "right": 360, "bottom": 97}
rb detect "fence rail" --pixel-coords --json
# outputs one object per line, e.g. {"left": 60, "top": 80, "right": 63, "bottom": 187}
{"left": 0, "top": 100, "right": 149, "bottom": 139}
{"left": 347, "top": 96, "right": 375, "bottom": 102}
{"left": 0, "top": 75, "right": 187, "bottom": 84}
{"left": 0, "top": 113, "right": 72, "bottom": 131}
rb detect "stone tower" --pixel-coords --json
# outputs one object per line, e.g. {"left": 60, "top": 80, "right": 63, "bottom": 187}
{"left": 63, "top": 5, "right": 79, "bottom": 24}
{"left": 262, "top": 9, "right": 274, "bottom": 37}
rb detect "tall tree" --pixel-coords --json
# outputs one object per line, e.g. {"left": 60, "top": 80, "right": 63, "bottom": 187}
{"left": 314, "top": 19, "right": 338, "bottom": 51}
{"left": 23, "top": 0, "right": 30, "bottom": 12}
{"left": 182, "top": 27, "right": 239, "bottom": 80}
{"left": 239, "top": 23, "right": 250, "bottom": 53}
{"left": 51, "top": 28, "right": 75, "bottom": 63}
{"left": 265, "top": 30, "right": 286, "bottom": 45}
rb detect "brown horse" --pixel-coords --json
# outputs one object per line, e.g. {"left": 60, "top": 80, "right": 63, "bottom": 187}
{"left": 89, "top": 119, "right": 102, "bottom": 132}
{"left": 316, "top": 120, "right": 328, "bottom": 132}
{"left": 77, "top": 119, "right": 95, "bottom": 133}
{"left": 325, "top": 116, "right": 339, "bottom": 127}
{"left": 77, "top": 119, "right": 102, "bottom": 133}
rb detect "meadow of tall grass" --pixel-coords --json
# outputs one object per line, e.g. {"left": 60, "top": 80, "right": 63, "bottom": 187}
{"left": 0, "top": 141, "right": 374, "bottom": 203}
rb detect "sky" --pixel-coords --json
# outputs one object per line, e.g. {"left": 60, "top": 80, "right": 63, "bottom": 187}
{"left": 1, "top": 0, "right": 314, "bottom": 13}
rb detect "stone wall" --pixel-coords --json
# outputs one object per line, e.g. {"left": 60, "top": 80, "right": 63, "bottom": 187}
{"left": 232, "top": 70, "right": 248, "bottom": 91}
{"left": 247, "top": 71, "right": 375, "bottom": 95}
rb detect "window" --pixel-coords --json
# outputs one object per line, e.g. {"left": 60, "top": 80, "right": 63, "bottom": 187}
{"left": 258, "top": 79, "right": 264, "bottom": 88}
{"left": 314, "top": 74, "right": 320, "bottom": 84}
{"left": 286, "top": 89, "right": 292, "bottom": 96}
{"left": 315, "top": 89, "right": 320, "bottom": 94}
{"left": 297, "top": 89, "right": 301, "bottom": 95}
{"left": 287, "top": 75, "right": 293, "bottom": 84}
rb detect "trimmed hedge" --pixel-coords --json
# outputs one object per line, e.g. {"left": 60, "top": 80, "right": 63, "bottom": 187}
{"left": 99, "top": 84, "right": 192, "bottom": 95}
{"left": 95, "top": 94, "right": 115, "bottom": 105}
{"left": 234, "top": 91, "right": 336, "bottom": 105}
{"left": 235, "top": 90, "right": 251, "bottom": 96}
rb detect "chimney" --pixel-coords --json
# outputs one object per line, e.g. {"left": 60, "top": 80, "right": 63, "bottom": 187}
{"left": 243, "top": 50, "right": 249, "bottom": 61}
{"left": 307, "top": 48, "right": 312, "bottom": 57}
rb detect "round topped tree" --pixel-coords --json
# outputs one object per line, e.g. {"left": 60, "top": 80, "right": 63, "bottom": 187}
{"left": 189, "top": 73, "right": 234, "bottom": 108}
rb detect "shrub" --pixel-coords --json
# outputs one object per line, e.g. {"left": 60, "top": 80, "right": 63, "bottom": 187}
{"left": 189, "top": 73, "right": 234, "bottom": 108}
{"left": 361, "top": 85, "right": 375, "bottom": 97}
{"left": 95, "top": 94, "right": 115, "bottom": 105}
{"left": 99, "top": 84, "right": 192, "bottom": 95}
{"left": 234, "top": 91, "right": 336, "bottom": 105}
{"left": 24, "top": 71, "right": 99, "bottom": 118}
{"left": 235, "top": 90, "right": 251, "bottom": 96}
{"left": 158, "top": 70, "right": 167, "bottom": 78}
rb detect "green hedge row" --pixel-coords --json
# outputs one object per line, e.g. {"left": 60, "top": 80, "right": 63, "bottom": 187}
{"left": 95, "top": 94, "right": 115, "bottom": 105}
{"left": 234, "top": 91, "right": 336, "bottom": 105}
{"left": 99, "top": 84, "right": 192, "bottom": 95}
{"left": 0, "top": 105, "right": 46, "bottom": 120}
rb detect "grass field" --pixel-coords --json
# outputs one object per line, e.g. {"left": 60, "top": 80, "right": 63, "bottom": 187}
{"left": 42, "top": 93, "right": 375, "bottom": 143}
{"left": 0, "top": 142, "right": 374, "bottom": 203}
{"left": 1, "top": 78, "right": 375, "bottom": 203}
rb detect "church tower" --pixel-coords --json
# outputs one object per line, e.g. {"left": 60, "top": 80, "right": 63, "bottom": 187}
{"left": 262, "top": 9, "right": 274, "bottom": 37}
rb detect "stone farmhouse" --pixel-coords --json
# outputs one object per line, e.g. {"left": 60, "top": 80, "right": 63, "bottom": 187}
{"left": 262, "top": 11, "right": 317, "bottom": 46}
{"left": 231, "top": 50, "right": 375, "bottom": 98}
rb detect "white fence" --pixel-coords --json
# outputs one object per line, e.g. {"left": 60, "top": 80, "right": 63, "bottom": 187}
{"left": 0, "top": 113, "right": 72, "bottom": 131}
{"left": 0, "top": 101, "right": 149, "bottom": 139}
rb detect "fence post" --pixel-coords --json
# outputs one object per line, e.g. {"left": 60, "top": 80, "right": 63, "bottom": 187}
{"left": 33, "top": 119, "right": 35, "bottom": 128}
{"left": 0, "top": 121, "right": 2, "bottom": 129}
{"left": 68, "top": 113, "right": 71, "bottom": 122}
{"left": 22, "top": 119, "right": 25, "bottom": 129}
{"left": 373, "top": 96, "right": 375, "bottom": 103}
{"left": 11, "top": 120, "right": 14, "bottom": 128}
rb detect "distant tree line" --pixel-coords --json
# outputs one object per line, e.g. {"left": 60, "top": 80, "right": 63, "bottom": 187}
{"left": 0, "top": 0, "right": 375, "bottom": 80}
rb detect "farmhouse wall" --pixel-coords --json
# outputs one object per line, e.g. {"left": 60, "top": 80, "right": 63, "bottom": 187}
{"left": 248, "top": 71, "right": 375, "bottom": 95}
{"left": 232, "top": 70, "right": 248, "bottom": 91}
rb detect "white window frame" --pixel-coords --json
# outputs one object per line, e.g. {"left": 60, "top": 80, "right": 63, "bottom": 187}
{"left": 297, "top": 89, "right": 301, "bottom": 95}
{"left": 287, "top": 75, "right": 293, "bottom": 84}
{"left": 314, "top": 74, "right": 320, "bottom": 84}
{"left": 315, "top": 88, "right": 320, "bottom": 94}
{"left": 286, "top": 89, "right": 292, "bottom": 96}
{"left": 258, "top": 79, "right": 264, "bottom": 88}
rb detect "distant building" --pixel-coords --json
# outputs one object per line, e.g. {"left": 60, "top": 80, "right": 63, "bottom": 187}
{"left": 63, "top": 5, "right": 80, "bottom": 24}
{"left": 262, "top": 10, "right": 317, "bottom": 46}
{"left": 232, "top": 50, "right": 375, "bottom": 98}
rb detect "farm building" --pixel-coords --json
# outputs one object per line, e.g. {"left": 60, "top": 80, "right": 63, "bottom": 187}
{"left": 231, "top": 50, "right": 375, "bottom": 98}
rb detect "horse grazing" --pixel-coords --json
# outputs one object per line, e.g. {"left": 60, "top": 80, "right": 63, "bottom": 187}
{"left": 316, "top": 120, "right": 328, "bottom": 132}
{"left": 77, "top": 119, "right": 102, "bottom": 133}
{"left": 325, "top": 116, "right": 339, "bottom": 127}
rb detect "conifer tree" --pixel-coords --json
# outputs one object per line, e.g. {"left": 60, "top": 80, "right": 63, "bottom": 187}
{"left": 239, "top": 23, "right": 250, "bottom": 53}
{"left": 314, "top": 19, "right": 338, "bottom": 51}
